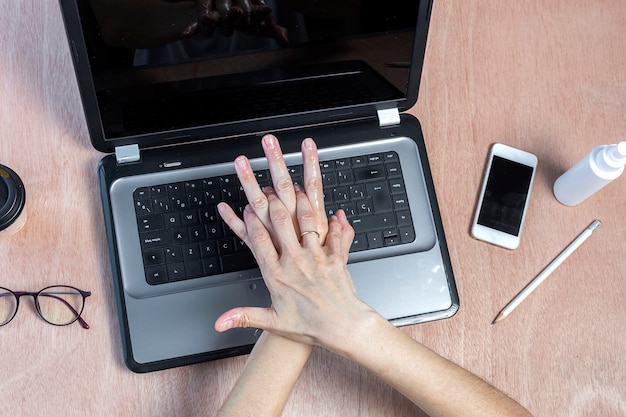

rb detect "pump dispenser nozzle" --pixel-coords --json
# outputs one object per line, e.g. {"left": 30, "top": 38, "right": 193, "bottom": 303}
{"left": 603, "top": 141, "right": 626, "bottom": 167}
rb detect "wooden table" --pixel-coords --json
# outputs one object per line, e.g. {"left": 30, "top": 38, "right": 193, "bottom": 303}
{"left": 1, "top": 1, "right": 624, "bottom": 416}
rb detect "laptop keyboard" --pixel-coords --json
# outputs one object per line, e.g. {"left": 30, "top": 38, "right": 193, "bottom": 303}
{"left": 133, "top": 151, "right": 416, "bottom": 285}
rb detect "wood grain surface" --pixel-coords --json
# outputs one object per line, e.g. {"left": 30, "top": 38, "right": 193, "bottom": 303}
{"left": 0, "top": 1, "right": 624, "bottom": 416}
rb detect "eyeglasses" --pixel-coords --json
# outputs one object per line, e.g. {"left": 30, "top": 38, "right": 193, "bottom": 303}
{"left": 0, "top": 285, "right": 91, "bottom": 329}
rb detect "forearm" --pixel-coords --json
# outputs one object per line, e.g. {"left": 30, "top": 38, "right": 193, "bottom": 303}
{"left": 339, "top": 314, "right": 533, "bottom": 417}
{"left": 217, "top": 331, "right": 312, "bottom": 417}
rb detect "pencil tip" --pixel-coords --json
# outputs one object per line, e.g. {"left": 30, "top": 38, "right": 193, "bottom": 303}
{"left": 492, "top": 313, "right": 504, "bottom": 324}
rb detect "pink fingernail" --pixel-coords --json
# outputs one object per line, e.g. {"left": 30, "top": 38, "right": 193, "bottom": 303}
{"left": 303, "top": 138, "right": 315, "bottom": 150}
{"left": 235, "top": 156, "right": 247, "bottom": 169}
{"left": 263, "top": 135, "right": 276, "bottom": 149}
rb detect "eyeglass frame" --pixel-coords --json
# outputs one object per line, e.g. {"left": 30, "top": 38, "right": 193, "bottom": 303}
{"left": 0, "top": 285, "right": 91, "bottom": 329}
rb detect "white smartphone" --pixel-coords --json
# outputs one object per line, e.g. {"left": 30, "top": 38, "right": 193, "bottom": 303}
{"left": 471, "top": 143, "right": 538, "bottom": 249}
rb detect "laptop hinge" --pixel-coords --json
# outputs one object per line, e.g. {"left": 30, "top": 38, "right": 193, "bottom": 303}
{"left": 115, "top": 144, "right": 141, "bottom": 164}
{"left": 377, "top": 108, "right": 401, "bottom": 127}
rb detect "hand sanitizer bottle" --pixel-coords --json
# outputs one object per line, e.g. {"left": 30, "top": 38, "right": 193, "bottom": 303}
{"left": 553, "top": 141, "right": 626, "bottom": 206}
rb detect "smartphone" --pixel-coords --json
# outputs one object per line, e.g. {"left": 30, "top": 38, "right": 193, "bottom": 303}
{"left": 471, "top": 143, "right": 538, "bottom": 249}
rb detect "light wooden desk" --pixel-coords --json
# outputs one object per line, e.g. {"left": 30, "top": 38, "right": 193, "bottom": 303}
{"left": 1, "top": 1, "right": 624, "bottom": 416}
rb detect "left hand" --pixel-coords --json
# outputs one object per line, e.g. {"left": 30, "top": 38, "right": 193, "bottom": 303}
{"left": 217, "top": 134, "right": 328, "bottom": 246}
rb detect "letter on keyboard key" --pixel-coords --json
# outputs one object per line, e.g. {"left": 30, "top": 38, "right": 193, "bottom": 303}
{"left": 140, "top": 230, "right": 170, "bottom": 249}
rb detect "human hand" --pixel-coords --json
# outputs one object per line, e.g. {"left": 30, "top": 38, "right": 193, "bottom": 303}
{"left": 217, "top": 134, "right": 328, "bottom": 245}
{"left": 196, "top": 0, "right": 289, "bottom": 45}
{"left": 215, "top": 136, "right": 378, "bottom": 352}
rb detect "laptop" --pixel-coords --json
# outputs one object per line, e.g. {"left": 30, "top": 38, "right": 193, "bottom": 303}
{"left": 59, "top": 0, "right": 458, "bottom": 372}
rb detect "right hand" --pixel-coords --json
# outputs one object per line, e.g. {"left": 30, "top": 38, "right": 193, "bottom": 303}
{"left": 216, "top": 190, "right": 376, "bottom": 353}
{"left": 215, "top": 136, "right": 378, "bottom": 352}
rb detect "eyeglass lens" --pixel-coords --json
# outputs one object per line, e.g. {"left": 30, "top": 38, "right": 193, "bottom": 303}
{"left": 37, "top": 286, "right": 85, "bottom": 326}
{"left": 0, "top": 288, "right": 18, "bottom": 325}
{"left": 0, "top": 286, "right": 87, "bottom": 326}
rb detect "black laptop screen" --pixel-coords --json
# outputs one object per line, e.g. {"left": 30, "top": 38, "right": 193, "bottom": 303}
{"left": 67, "top": 0, "right": 428, "bottom": 150}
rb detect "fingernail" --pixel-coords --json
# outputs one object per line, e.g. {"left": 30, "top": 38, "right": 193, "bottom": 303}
{"left": 235, "top": 156, "right": 247, "bottom": 169}
{"left": 217, "top": 319, "right": 234, "bottom": 332}
{"left": 303, "top": 138, "right": 315, "bottom": 150}
{"left": 263, "top": 135, "right": 276, "bottom": 149}
{"left": 217, "top": 203, "right": 227, "bottom": 214}
{"left": 293, "top": 183, "right": 302, "bottom": 192}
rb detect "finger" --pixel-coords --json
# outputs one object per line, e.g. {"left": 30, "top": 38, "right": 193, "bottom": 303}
{"left": 198, "top": 0, "right": 219, "bottom": 35}
{"left": 214, "top": 306, "right": 274, "bottom": 332}
{"left": 265, "top": 191, "right": 301, "bottom": 253}
{"left": 295, "top": 185, "right": 322, "bottom": 246}
{"left": 217, "top": 202, "right": 248, "bottom": 242}
{"left": 301, "top": 138, "right": 328, "bottom": 237}
{"left": 234, "top": 155, "right": 272, "bottom": 227}
{"left": 325, "top": 214, "right": 356, "bottom": 267}
{"left": 242, "top": 204, "right": 279, "bottom": 266}
{"left": 262, "top": 134, "right": 297, "bottom": 213}
{"left": 333, "top": 210, "right": 355, "bottom": 260}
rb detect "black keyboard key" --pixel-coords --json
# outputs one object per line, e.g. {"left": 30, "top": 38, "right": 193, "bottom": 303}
{"left": 134, "top": 187, "right": 150, "bottom": 199}
{"left": 217, "top": 237, "right": 236, "bottom": 255}
{"left": 200, "top": 241, "right": 218, "bottom": 257}
{"left": 182, "top": 243, "right": 201, "bottom": 261}
{"left": 350, "top": 213, "right": 397, "bottom": 234}
{"left": 384, "top": 235, "right": 402, "bottom": 246}
{"left": 138, "top": 214, "right": 164, "bottom": 231}
{"left": 151, "top": 185, "right": 167, "bottom": 196}
{"left": 143, "top": 248, "right": 165, "bottom": 266}
{"left": 367, "top": 153, "right": 383, "bottom": 164}
{"left": 180, "top": 210, "right": 199, "bottom": 226}
{"left": 392, "top": 194, "right": 410, "bottom": 210}
{"left": 167, "top": 182, "right": 185, "bottom": 195}
{"left": 221, "top": 251, "right": 257, "bottom": 273}
{"left": 167, "top": 263, "right": 186, "bottom": 281}
{"left": 206, "top": 223, "right": 224, "bottom": 239}
{"left": 396, "top": 210, "right": 412, "bottom": 226}
{"left": 146, "top": 266, "right": 168, "bottom": 285}
{"left": 356, "top": 199, "right": 374, "bottom": 215}
{"left": 163, "top": 213, "right": 181, "bottom": 228}
{"left": 170, "top": 195, "right": 188, "bottom": 210}
{"left": 152, "top": 196, "right": 170, "bottom": 213}
{"left": 187, "top": 191, "right": 205, "bottom": 208}
{"left": 351, "top": 156, "right": 367, "bottom": 167}
{"left": 165, "top": 246, "right": 183, "bottom": 262}
{"left": 354, "top": 165, "right": 385, "bottom": 182}
{"left": 188, "top": 225, "right": 206, "bottom": 242}
{"left": 202, "top": 258, "right": 221, "bottom": 275}
{"left": 367, "top": 231, "right": 384, "bottom": 249}
{"left": 399, "top": 226, "right": 416, "bottom": 244}
{"left": 386, "top": 162, "right": 402, "bottom": 178}
{"left": 365, "top": 181, "right": 392, "bottom": 212}
{"left": 140, "top": 230, "right": 170, "bottom": 249}
{"left": 134, "top": 198, "right": 153, "bottom": 216}
{"left": 171, "top": 228, "right": 189, "bottom": 244}
{"left": 184, "top": 260, "right": 204, "bottom": 279}
{"left": 351, "top": 233, "right": 368, "bottom": 252}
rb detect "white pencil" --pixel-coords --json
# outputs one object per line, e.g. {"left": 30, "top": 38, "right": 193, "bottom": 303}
{"left": 492, "top": 219, "right": 601, "bottom": 324}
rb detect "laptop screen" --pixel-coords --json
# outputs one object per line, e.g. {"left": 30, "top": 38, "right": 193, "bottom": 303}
{"left": 67, "top": 0, "right": 427, "bottom": 151}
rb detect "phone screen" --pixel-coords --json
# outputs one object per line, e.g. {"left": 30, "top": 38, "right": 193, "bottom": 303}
{"left": 476, "top": 156, "right": 534, "bottom": 236}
